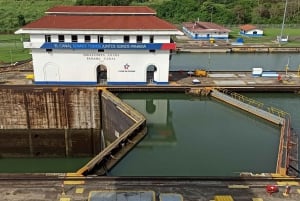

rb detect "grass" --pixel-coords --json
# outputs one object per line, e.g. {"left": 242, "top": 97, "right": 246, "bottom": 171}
{"left": 1, "top": 26, "right": 300, "bottom": 63}
{"left": 0, "top": 0, "right": 299, "bottom": 63}
{"left": 229, "top": 27, "right": 300, "bottom": 46}
{"left": 0, "top": 34, "right": 30, "bottom": 64}
{"left": 0, "top": 0, "right": 75, "bottom": 33}
{"left": 0, "top": 0, "right": 75, "bottom": 63}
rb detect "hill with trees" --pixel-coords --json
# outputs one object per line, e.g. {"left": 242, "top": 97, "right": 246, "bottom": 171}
{"left": 0, "top": 0, "right": 299, "bottom": 33}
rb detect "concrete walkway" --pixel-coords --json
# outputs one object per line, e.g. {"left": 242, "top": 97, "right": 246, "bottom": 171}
{"left": 1, "top": 175, "right": 300, "bottom": 201}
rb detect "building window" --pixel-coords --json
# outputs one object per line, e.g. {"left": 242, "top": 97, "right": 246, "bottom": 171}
{"left": 98, "top": 35, "right": 103, "bottom": 43}
{"left": 58, "top": 35, "right": 65, "bottom": 42}
{"left": 137, "top": 35, "right": 143, "bottom": 43}
{"left": 45, "top": 35, "right": 51, "bottom": 42}
{"left": 124, "top": 35, "right": 130, "bottom": 43}
{"left": 71, "top": 35, "right": 77, "bottom": 42}
{"left": 150, "top": 35, "right": 154, "bottom": 43}
{"left": 85, "top": 35, "right": 91, "bottom": 43}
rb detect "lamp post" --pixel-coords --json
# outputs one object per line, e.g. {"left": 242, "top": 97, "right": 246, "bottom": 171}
{"left": 10, "top": 49, "right": 12, "bottom": 66}
{"left": 285, "top": 56, "right": 290, "bottom": 78}
{"left": 279, "top": 0, "right": 288, "bottom": 46}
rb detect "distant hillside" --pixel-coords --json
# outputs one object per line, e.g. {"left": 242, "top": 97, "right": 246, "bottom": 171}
{"left": 0, "top": 0, "right": 75, "bottom": 33}
{"left": 0, "top": 0, "right": 299, "bottom": 33}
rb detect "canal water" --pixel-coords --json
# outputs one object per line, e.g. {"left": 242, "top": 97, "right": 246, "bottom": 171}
{"left": 0, "top": 53, "right": 300, "bottom": 175}
{"left": 109, "top": 92, "right": 300, "bottom": 176}
{"left": 170, "top": 52, "right": 300, "bottom": 71}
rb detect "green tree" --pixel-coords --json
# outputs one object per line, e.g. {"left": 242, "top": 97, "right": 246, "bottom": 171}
{"left": 17, "top": 15, "right": 26, "bottom": 26}
{"left": 76, "top": 0, "right": 132, "bottom": 5}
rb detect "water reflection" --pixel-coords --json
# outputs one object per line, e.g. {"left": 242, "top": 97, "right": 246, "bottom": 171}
{"left": 111, "top": 93, "right": 280, "bottom": 176}
{"left": 126, "top": 97, "right": 176, "bottom": 147}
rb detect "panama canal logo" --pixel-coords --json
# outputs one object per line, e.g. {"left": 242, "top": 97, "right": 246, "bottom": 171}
{"left": 124, "top": 63, "right": 130, "bottom": 70}
{"left": 118, "top": 63, "right": 135, "bottom": 72}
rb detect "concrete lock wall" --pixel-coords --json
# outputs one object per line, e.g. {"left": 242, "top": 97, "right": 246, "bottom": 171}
{"left": 0, "top": 87, "right": 102, "bottom": 157}
{"left": 0, "top": 87, "right": 145, "bottom": 158}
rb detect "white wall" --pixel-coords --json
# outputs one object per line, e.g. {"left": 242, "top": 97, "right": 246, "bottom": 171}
{"left": 31, "top": 49, "right": 170, "bottom": 84}
{"left": 26, "top": 33, "right": 173, "bottom": 84}
{"left": 29, "top": 34, "right": 171, "bottom": 44}
{"left": 246, "top": 29, "right": 263, "bottom": 35}
{"left": 30, "top": 34, "right": 44, "bottom": 42}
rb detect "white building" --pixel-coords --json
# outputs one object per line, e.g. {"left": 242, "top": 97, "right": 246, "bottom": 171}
{"left": 182, "top": 21, "right": 230, "bottom": 40}
{"left": 239, "top": 24, "right": 263, "bottom": 37}
{"left": 15, "top": 6, "right": 182, "bottom": 85}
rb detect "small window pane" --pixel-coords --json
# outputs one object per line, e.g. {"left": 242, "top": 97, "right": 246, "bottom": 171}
{"left": 85, "top": 35, "right": 91, "bottom": 42}
{"left": 137, "top": 35, "right": 143, "bottom": 43}
{"left": 124, "top": 35, "right": 130, "bottom": 43}
{"left": 71, "top": 35, "right": 77, "bottom": 42}
{"left": 45, "top": 35, "right": 51, "bottom": 42}
{"left": 150, "top": 35, "right": 154, "bottom": 43}
{"left": 58, "top": 35, "right": 65, "bottom": 42}
{"left": 98, "top": 35, "right": 103, "bottom": 43}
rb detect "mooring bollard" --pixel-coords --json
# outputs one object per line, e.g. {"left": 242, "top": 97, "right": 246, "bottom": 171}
{"left": 283, "top": 185, "right": 291, "bottom": 196}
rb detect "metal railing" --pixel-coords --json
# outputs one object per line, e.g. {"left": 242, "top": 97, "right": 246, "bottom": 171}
{"left": 213, "top": 88, "right": 298, "bottom": 176}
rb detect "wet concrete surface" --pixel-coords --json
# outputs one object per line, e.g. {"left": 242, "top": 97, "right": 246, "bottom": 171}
{"left": 1, "top": 62, "right": 300, "bottom": 91}
{"left": 1, "top": 175, "right": 300, "bottom": 201}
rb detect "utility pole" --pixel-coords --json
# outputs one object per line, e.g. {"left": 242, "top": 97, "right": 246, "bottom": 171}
{"left": 279, "top": 0, "right": 288, "bottom": 46}
{"left": 10, "top": 49, "right": 12, "bottom": 66}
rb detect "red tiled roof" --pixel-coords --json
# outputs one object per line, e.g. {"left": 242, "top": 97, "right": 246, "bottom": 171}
{"left": 183, "top": 22, "right": 230, "bottom": 33}
{"left": 22, "top": 15, "right": 178, "bottom": 30}
{"left": 46, "top": 6, "right": 156, "bottom": 14}
{"left": 239, "top": 24, "right": 257, "bottom": 31}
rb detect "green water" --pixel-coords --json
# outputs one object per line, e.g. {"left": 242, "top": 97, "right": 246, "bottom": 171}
{"left": 0, "top": 157, "right": 90, "bottom": 173}
{"left": 0, "top": 92, "right": 299, "bottom": 175}
{"left": 109, "top": 93, "right": 300, "bottom": 176}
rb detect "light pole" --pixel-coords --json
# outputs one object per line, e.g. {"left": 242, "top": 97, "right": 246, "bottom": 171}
{"left": 10, "top": 49, "right": 12, "bottom": 66}
{"left": 279, "top": 0, "right": 288, "bottom": 46}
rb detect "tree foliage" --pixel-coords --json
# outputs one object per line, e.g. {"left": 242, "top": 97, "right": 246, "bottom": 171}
{"left": 75, "top": 0, "right": 133, "bottom": 6}
{"left": 153, "top": 0, "right": 300, "bottom": 24}
{"left": 1, "top": 0, "right": 299, "bottom": 33}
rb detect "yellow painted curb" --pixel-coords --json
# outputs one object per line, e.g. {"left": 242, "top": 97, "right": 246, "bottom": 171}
{"left": 228, "top": 185, "right": 249, "bottom": 189}
{"left": 64, "top": 180, "right": 85, "bottom": 185}
{"left": 277, "top": 181, "right": 299, "bottom": 186}
{"left": 60, "top": 198, "right": 71, "bottom": 201}
{"left": 214, "top": 195, "right": 234, "bottom": 201}
{"left": 64, "top": 172, "right": 85, "bottom": 185}
{"left": 76, "top": 188, "right": 84, "bottom": 194}
{"left": 252, "top": 198, "right": 263, "bottom": 201}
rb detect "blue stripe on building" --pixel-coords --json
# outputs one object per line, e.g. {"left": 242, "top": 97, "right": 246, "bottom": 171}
{"left": 41, "top": 42, "right": 169, "bottom": 50}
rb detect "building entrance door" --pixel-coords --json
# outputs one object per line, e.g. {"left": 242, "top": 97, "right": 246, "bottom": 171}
{"left": 146, "top": 65, "right": 157, "bottom": 84}
{"left": 96, "top": 65, "right": 107, "bottom": 84}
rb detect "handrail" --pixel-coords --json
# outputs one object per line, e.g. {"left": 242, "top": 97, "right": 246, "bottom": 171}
{"left": 214, "top": 88, "right": 297, "bottom": 176}
{"left": 216, "top": 88, "right": 290, "bottom": 119}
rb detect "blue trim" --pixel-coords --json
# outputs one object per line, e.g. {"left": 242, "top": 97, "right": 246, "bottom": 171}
{"left": 34, "top": 81, "right": 170, "bottom": 85}
{"left": 107, "top": 81, "right": 169, "bottom": 85}
{"left": 40, "top": 42, "right": 174, "bottom": 50}
{"left": 240, "top": 32, "right": 263, "bottom": 37}
{"left": 34, "top": 81, "right": 97, "bottom": 85}
{"left": 183, "top": 28, "right": 229, "bottom": 40}
{"left": 155, "top": 82, "right": 169, "bottom": 85}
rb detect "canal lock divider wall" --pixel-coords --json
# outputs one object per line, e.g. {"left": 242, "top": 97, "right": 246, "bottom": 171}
{"left": 0, "top": 86, "right": 146, "bottom": 175}
{"left": 189, "top": 87, "right": 299, "bottom": 177}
